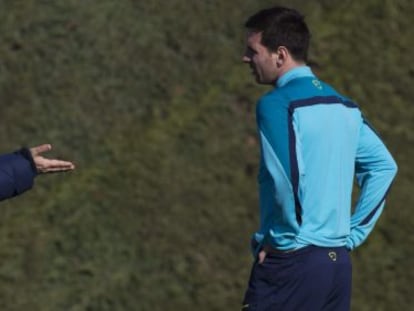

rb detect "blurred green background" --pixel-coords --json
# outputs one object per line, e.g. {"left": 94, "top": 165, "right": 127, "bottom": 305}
{"left": 0, "top": 0, "right": 412, "bottom": 310}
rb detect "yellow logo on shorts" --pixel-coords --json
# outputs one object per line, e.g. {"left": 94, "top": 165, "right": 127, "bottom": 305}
{"left": 328, "top": 251, "right": 337, "bottom": 262}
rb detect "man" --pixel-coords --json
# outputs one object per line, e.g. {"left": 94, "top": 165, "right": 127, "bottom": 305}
{"left": 241, "top": 6, "right": 397, "bottom": 311}
{"left": 0, "top": 144, "right": 75, "bottom": 201}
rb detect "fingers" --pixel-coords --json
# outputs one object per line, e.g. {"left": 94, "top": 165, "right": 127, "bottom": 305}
{"left": 30, "top": 144, "right": 52, "bottom": 157}
{"left": 41, "top": 166, "right": 75, "bottom": 173}
{"left": 46, "top": 159, "right": 75, "bottom": 170}
{"left": 35, "top": 157, "right": 75, "bottom": 174}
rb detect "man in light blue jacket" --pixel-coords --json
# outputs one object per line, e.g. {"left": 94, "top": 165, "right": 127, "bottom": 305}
{"left": 241, "top": 6, "right": 397, "bottom": 311}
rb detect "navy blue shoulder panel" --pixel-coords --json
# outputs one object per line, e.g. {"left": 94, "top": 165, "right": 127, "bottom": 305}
{"left": 290, "top": 96, "right": 358, "bottom": 111}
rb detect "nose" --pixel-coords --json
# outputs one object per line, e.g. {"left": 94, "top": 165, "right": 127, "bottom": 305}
{"left": 242, "top": 55, "right": 250, "bottom": 63}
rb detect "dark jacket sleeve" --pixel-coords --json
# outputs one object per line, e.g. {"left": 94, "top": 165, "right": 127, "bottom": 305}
{"left": 0, "top": 148, "right": 37, "bottom": 201}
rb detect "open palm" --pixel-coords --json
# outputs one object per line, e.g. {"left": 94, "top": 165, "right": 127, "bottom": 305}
{"left": 30, "top": 144, "right": 75, "bottom": 173}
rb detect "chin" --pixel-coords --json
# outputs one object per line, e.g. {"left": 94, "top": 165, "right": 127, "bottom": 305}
{"left": 256, "top": 78, "right": 272, "bottom": 85}
{"left": 254, "top": 76, "right": 265, "bottom": 84}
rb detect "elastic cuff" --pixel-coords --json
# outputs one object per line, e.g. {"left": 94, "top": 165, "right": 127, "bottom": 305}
{"left": 17, "top": 148, "right": 38, "bottom": 175}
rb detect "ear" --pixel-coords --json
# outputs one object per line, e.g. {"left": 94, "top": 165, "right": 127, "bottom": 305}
{"left": 275, "top": 46, "right": 289, "bottom": 67}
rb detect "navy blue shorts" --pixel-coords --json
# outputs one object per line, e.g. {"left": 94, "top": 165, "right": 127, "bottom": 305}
{"left": 242, "top": 246, "right": 352, "bottom": 311}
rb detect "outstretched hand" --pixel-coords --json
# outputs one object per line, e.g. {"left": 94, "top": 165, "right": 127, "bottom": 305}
{"left": 30, "top": 144, "right": 75, "bottom": 174}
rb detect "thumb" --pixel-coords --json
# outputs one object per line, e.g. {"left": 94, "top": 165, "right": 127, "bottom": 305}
{"left": 30, "top": 144, "right": 52, "bottom": 156}
{"left": 258, "top": 250, "right": 267, "bottom": 264}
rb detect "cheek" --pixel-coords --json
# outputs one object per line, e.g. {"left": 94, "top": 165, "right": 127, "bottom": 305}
{"left": 264, "top": 56, "right": 275, "bottom": 68}
{"left": 252, "top": 55, "right": 264, "bottom": 67}
{"left": 255, "top": 54, "right": 272, "bottom": 67}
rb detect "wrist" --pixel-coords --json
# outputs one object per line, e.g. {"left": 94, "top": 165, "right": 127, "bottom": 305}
{"left": 18, "top": 147, "right": 38, "bottom": 175}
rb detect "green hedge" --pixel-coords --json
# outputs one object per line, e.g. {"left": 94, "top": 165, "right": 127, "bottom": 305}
{"left": 0, "top": 1, "right": 412, "bottom": 310}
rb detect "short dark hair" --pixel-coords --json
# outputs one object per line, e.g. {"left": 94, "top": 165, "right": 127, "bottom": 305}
{"left": 244, "top": 6, "right": 310, "bottom": 62}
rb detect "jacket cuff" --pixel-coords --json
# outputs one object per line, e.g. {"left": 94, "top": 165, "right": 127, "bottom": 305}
{"left": 17, "top": 148, "right": 38, "bottom": 175}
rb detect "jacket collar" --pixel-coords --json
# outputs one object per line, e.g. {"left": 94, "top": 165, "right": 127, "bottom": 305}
{"left": 276, "top": 65, "right": 315, "bottom": 88}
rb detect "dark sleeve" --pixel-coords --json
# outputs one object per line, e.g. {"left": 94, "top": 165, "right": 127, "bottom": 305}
{"left": 0, "top": 148, "right": 37, "bottom": 201}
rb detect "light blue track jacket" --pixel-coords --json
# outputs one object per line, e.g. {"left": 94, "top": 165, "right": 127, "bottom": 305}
{"left": 253, "top": 66, "right": 397, "bottom": 253}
